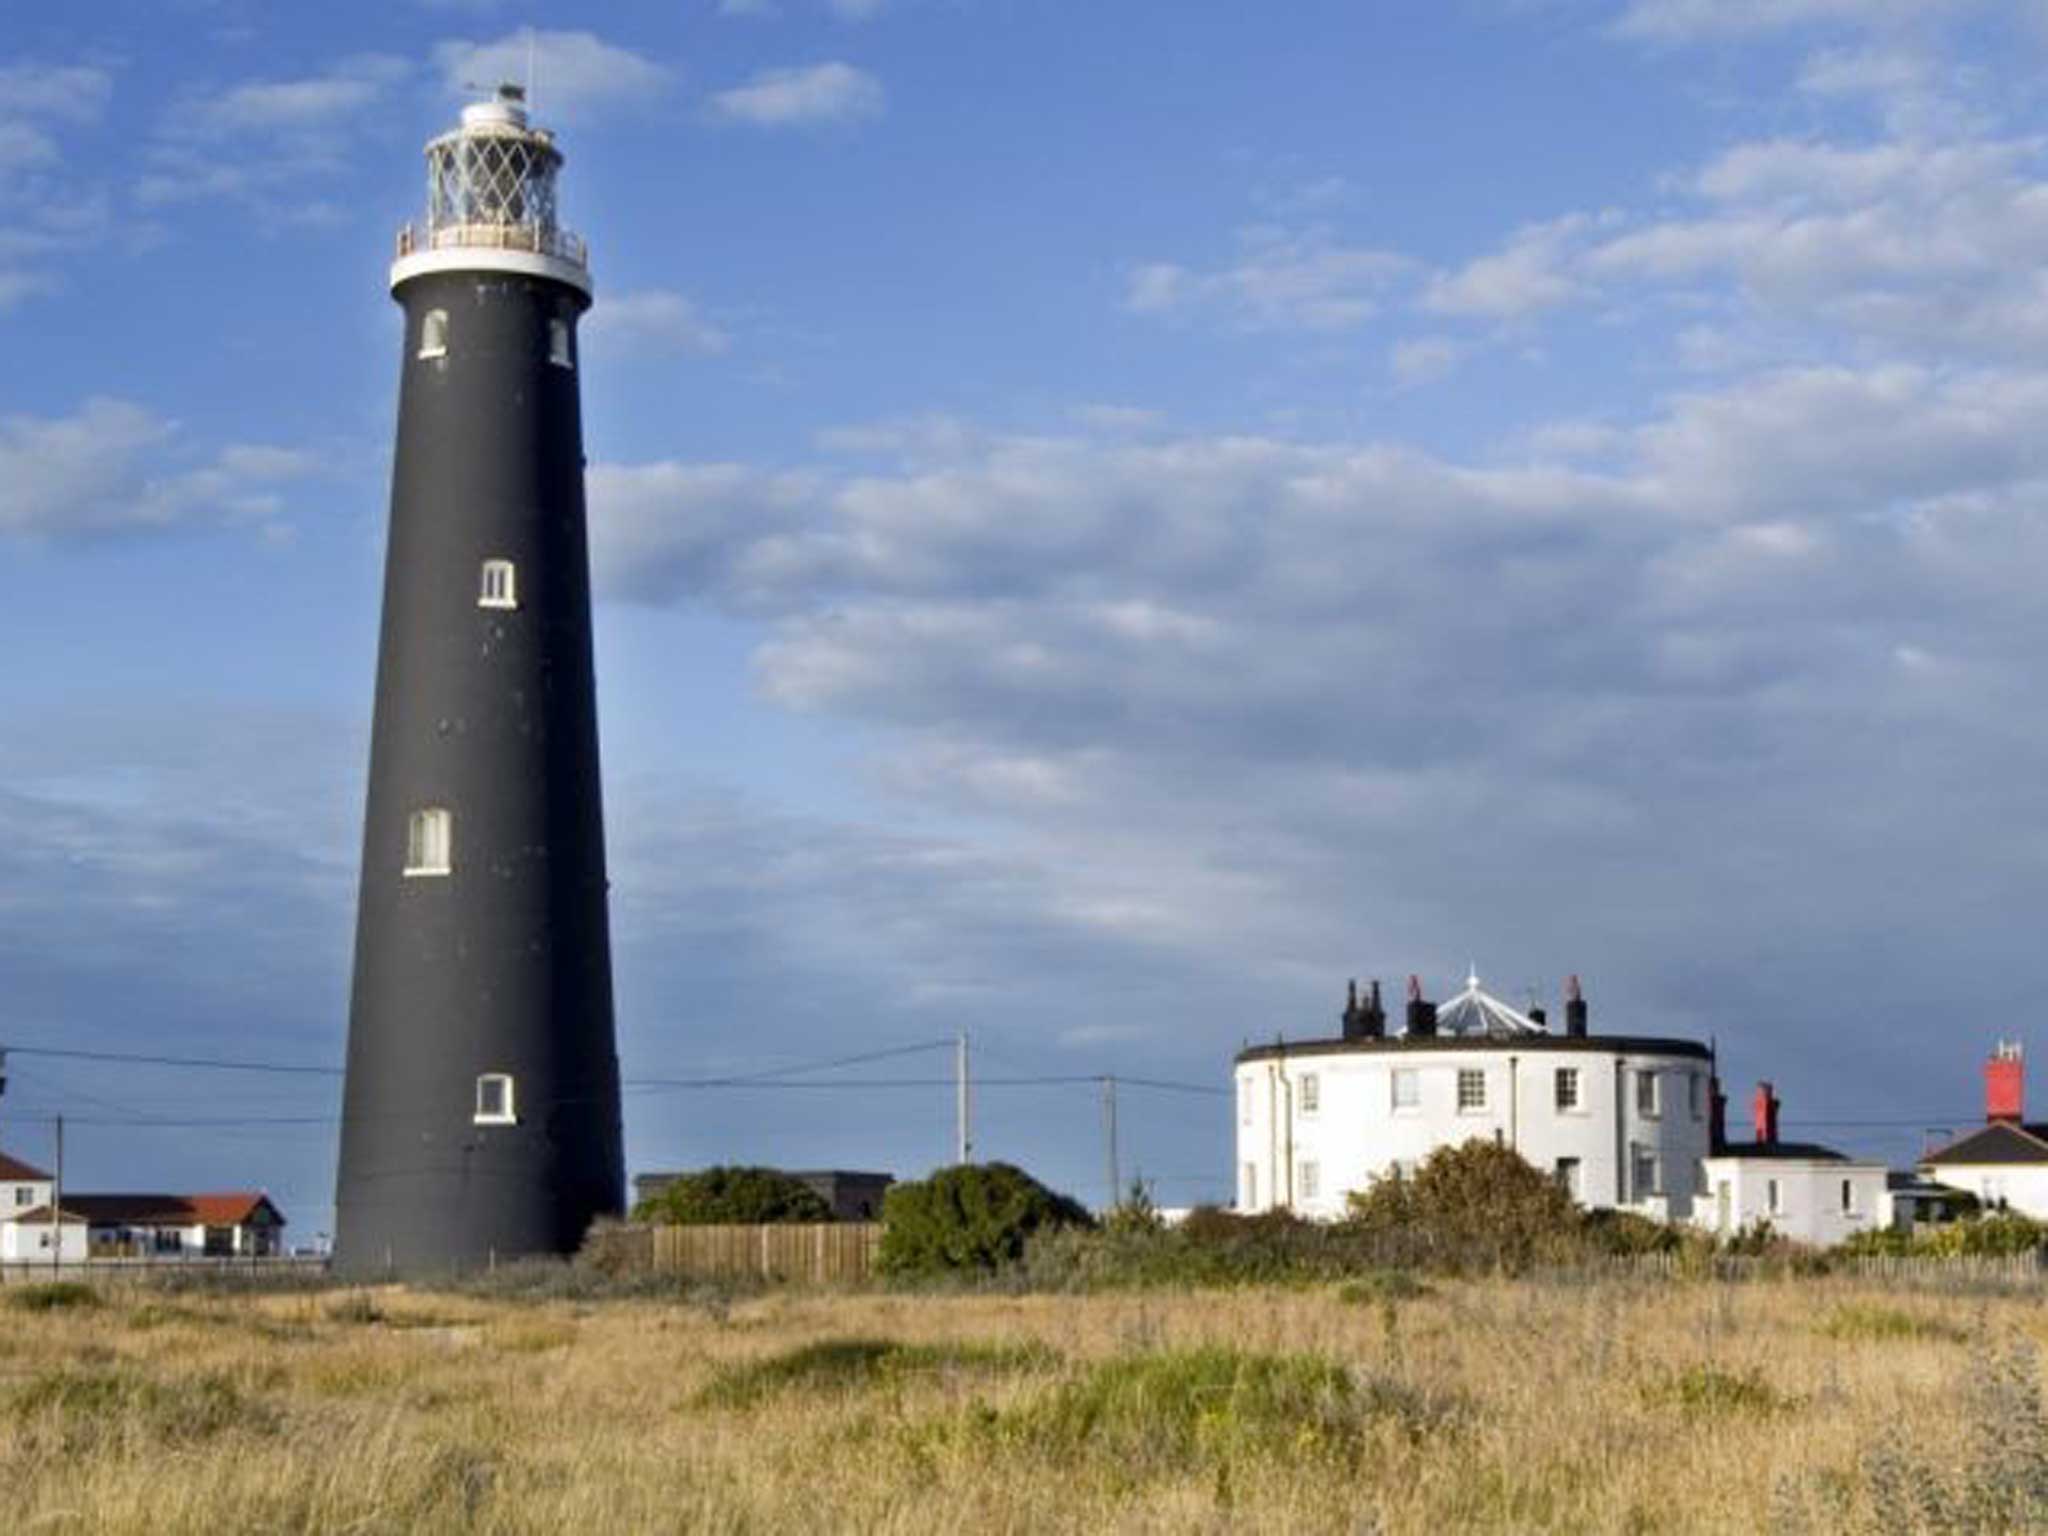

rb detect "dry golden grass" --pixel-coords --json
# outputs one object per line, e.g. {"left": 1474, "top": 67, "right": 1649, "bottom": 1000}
{"left": 0, "top": 1272, "right": 2037, "bottom": 1532}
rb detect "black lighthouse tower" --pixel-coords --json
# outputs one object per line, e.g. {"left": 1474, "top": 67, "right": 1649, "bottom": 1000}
{"left": 334, "top": 87, "right": 623, "bottom": 1277}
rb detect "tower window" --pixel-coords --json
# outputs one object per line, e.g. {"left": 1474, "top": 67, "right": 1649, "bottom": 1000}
{"left": 548, "top": 318, "right": 573, "bottom": 369}
{"left": 475, "top": 1073, "right": 516, "bottom": 1125}
{"left": 418, "top": 309, "right": 449, "bottom": 360}
{"left": 404, "top": 808, "right": 452, "bottom": 877}
{"left": 479, "top": 559, "right": 518, "bottom": 609}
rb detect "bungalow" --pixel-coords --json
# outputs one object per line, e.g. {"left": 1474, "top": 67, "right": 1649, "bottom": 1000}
{"left": 1695, "top": 1083, "right": 1889, "bottom": 1247}
{"left": 66, "top": 1193, "right": 288, "bottom": 1258}
{"left": 1919, "top": 1042, "right": 2048, "bottom": 1219}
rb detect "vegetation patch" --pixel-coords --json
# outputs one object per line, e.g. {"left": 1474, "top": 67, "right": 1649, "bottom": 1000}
{"left": 634, "top": 1166, "right": 835, "bottom": 1225}
{"left": 909, "top": 1347, "right": 1454, "bottom": 1479}
{"left": 1337, "top": 1271, "right": 1433, "bottom": 1305}
{"left": 1820, "top": 1303, "right": 1967, "bottom": 1344}
{"left": 8, "top": 1281, "right": 102, "bottom": 1312}
{"left": 700, "top": 1336, "right": 1059, "bottom": 1409}
{"left": 1642, "top": 1364, "right": 1792, "bottom": 1419}
{"left": 12, "top": 1367, "right": 280, "bottom": 1453}
{"left": 879, "top": 1162, "right": 1094, "bottom": 1278}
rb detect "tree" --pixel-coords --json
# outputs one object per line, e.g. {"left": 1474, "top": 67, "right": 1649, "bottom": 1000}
{"left": 877, "top": 1162, "right": 1094, "bottom": 1277}
{"left": 632, "top": 1166, "right": 833, "bottom": 1225}
{"left": 1345, "top": 1138, "right": 1581, "bottom": 1272}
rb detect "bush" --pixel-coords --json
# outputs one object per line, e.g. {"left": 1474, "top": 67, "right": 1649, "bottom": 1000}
{"left": 1344, "top": 1139, "right": 1583, "bottom": 1273}
{"left": 877, "top": 1162, "right": 1093, "bottom": 1278}
{"left": 1842, "top": 1210, "right": 2048, "bottom": 1260}
{"left": 633, "top": 1166, "right": 833, "bottom": 1226}
{"left": 7, "top": 1281, "right": 100, "bottom": 1312}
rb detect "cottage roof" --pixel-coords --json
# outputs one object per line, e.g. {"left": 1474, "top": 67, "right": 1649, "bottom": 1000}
{"left": 0, "top": 1152, "right": 53, "bottom": 1182}
{"left": 1921, "top": 1122, "right": 2048, "bottom": 1167}
{"left": 1707, "top": 1140, "right": 1859, "bottom": 1163}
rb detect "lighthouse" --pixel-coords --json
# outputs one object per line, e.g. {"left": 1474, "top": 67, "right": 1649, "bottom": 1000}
{"left": 333, "top": 86, "right": 624, "bottom": 1277}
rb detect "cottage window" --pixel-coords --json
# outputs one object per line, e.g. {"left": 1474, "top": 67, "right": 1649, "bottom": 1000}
{"left": 1298, "top": 1160, "right": 1320, "bottom": 1201}
{"left": 1767, "top": 1178, "right": 1783, "bottom": 1215}
{"left": 1298, "top": 1072, "right": 1320, "bottom": 1116}
{"left": 1632, "top": 1147, "right": 1659, "bottom": 1201}
{"left": 479, "top": 558, "right": 518, "bottom": 610}
{"left": 1457, "top": 1068, "right": 1487, "bottom": 1113}
{"left": 1635, "top": 1070, "right": 1660, "bottom": 1118}
{"left": 1555, "top": 1157, "right": 1582, "bottom": 1200}
{"left": 418, "top": 309, "right": 448, "bottom": 360}
{"left": 13, "top": 1186, "right": 29, "bottom": 1207}
{"left": 1555, "top": 1067, "right": 1581, "bottom": 1112}
{"left": 1840, "top": 1179, "right": 1856, "bottom": 1214}
{"left": 475, "top": 1073, "right": 517, "bottom": 1125}
{"left": 548, "top": 317, "right": 574, "bottom": 369}
{"left": 1391, "top": 1069, "right": 1420, "bottom": 1111}
{"left": 404, "top": 808, "right": 452, "bottom": 876}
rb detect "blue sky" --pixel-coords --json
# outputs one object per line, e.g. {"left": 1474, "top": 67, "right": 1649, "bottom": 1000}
{"left": 6, "top": 0, "right": 2048, "bottom": 1236}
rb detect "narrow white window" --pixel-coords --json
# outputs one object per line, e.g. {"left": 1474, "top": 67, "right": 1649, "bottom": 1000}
{"left": 479, "top": 558, "right": 518, "bottom": 610}
{"left": 475, "top": 1073, "right": 517, "bottom": 1125}
{"left": 418, "top": 309, "right": 449, "bottom": 360}
{"left": 548, "top": 317, "right": 573, "bottom": 369}
{"left": 1391, "top": 1068, "right": 1420, "bottom": 1111}
{"left": 1298, "top": 1072, "right": 1320, "bottom": 1116}
{"left": 13, "top": 1187, "right": 29, "bottom": 1208}
{"left": 1457, "top": 1068, "right": 1487, "bottom": 1112}
{"left": 1297, "top": 1160, "right": 1320, "bottom": 1201}
{"left": 1767, "top": 1178, "right": 1783, "bottom": 1215}
{"left": 1635, "top": 1069, "right": 1660, "bottom": 1118}
{"left": 404, "top": 807, "right": 452, "bottom": 877}
{"left": 1555, "top": 1067, "right": 1581, "bottom": 1112}
{"left": 1841, "top": 1179, "right": 1856, "bottom": 1214}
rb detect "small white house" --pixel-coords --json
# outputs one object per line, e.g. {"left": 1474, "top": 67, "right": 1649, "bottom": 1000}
{"left": 1694, "top": 1083, "right": 1890, "bottom": 1248}
{"left": 1918, "top": 1043, "right": 2048, "bottom": 1218}
{"left": 0, "top": 1207, "right": 88, "bottom": 1264}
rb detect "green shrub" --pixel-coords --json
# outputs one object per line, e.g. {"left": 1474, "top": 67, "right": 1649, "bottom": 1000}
{"left": 1580, "top": 1208, "right": 1689, "bottom": 1256}
{"left": 633, "top": 1166, "right": 834, "bottom": 1225}
{"left": 1643, "top": 1364, "right": 1791, "bottom": 1418}
{"left": 878, "top": 1163, "right": 1093, "bottom": 1278}
{"left": 1843, "top": 1211, "right": 2048, "bottom": 1260}
{"left": 1336, "top": 1271, "right": 1432, "bottom": 1305}
{"left": 13, "top": 1367, "right": 280, "bottom": 1451}
{"left": 8, "top": 1281, "right": 100, "bottom": 1312}
{"left": 1344, "top": 1139, "right": 1583, "bottom": 1273}
{"left": 1820, "top": 1304, "right": 1967, "bottom": 1344}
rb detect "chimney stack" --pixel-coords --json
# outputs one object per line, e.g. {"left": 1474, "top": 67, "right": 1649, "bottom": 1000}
{"left": 1363, "top": 979, "right": 1386, "bottom": 1039}
{"left": 1341, "top": 979, "right": 1362, "bottom": 1040}
{"left": 1751, "top": 1081, "right": 1780, "bottom": 1146}
{"left": 1709, "top": 1075, "right": 1727, "bottom": 1153}
{"left": 1987, "top": 1040, "right": 2025, "bottom": 1125}
{"left": 1405, "top": 975, "right": 1437, "bottom": 1038}
{"left": 1564, "top": 974, "right": 1588, "bottom": 1038}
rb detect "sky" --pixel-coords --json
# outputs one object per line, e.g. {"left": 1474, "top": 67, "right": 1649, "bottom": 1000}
{"left": 5, "top": 0, "right": 2048, "bottom": 1238}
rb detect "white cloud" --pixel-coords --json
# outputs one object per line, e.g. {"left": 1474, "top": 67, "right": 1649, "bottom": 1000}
{"left": 1613, "top": 0, "right": 1969, "bottom": 42}
{"left": 1424, "top": 214, "right": 1594, "bottom": 318}
{"left": 710, "top": 62, "right": 886, "bottom": 126}
{"left": 583, "top": 289, "right": 731, "bottom": 357}
{"left": 1126, "top": 225, "right": 1408, "bottom": 332}
{"left": 0, "top": 399, "right": 313, "bottom": 539}
{"left": 433, "top": 30, "right": 669, "bottom": 120}
{"left": 0, "top": 63, "right": 112, "bottom": 125}
{"left": 1389, "top": 336, "right": 1466, "bottom": 386}
{"left": 0, "top": 63, "right": 113, "bottom": 298}
{"left": 185, "top": 55, "right": 409, "bottom": 136}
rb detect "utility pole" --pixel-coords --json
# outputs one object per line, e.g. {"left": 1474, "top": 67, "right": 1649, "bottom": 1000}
{"left": 52, "top": 1115, "right": 62, "bottom": 1278}
{"left": 1102, "top": 1075, "right": 1120, "bottom": 1210}
{"left": 955, "top": 1031, "right": 972, "bottom": 1166}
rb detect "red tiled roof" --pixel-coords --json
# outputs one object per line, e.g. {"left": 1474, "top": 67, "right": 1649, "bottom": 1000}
{"left": 0, "top": 1152, "right": 53, "bottom": 1182}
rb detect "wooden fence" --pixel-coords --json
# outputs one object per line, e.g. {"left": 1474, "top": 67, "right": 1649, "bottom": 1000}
{"left": 1605, "top": 1250, "right": 2048, "bottom": 1287}
{"left": 590, "top": 1223, "right": 881, "bottom": 1284}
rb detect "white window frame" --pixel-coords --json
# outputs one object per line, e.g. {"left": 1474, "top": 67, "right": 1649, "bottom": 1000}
{"left": 474, "top": 1073, "right": 517, "bottom": 1126}
{"left": 1298, "top": 1072, "right": 1320, "bottom": 1116}
{"left": 418, "top": 309, "right": 449, "bottom": 360}
{"left": 404, "top": 807, "right": 452, "bottom": 877}
{"left": 1298, "top": 1160, "right": 1319, "bottom": 1201}
{"left": 1391, "top": 1068, "right": 1420, "bottom": 1112}
{"left": 548, "top": 317, "right": 574, "bottom": 369}
{"left": 479, "top": 558, "right": 518, "bottom": 610}
{"left": 13, "top": 1186, "right": 30, "bottom": 1208}
{"left": 1554, "top": 1067, "right": 1581, "bottom": 1113}
{"left": 1555, "top": 1157, "right": 1581, "bottom": 1200}
{"left": 1767, "top": 1178, "right": 1783, "bottom": 1215}
{"left": 1635, "top": 1069, "right": 1660, "bottom": 1119}
{"left": 1840, "top": 1178, "right": 1856, "bottom": 1214}
{"left": 1457, "top": 1067, "right": 1487, "bottom": 1113}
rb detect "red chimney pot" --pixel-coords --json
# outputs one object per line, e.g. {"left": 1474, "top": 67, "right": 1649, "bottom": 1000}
{"left": 1987, "top": 1041, "right": 2025, "bottom": 1125}
{"left": 1751, "top": 1081, "right": 1780, "bottom": 1146}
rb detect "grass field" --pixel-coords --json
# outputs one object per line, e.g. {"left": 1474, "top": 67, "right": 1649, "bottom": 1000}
{"left": 0, "top": 1271, "right": 2040, "bottom": 1532}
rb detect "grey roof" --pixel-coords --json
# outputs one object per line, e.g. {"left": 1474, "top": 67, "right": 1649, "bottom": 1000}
{"left": 1921, "top": 1122, "right": 2048, "bottom": 1167}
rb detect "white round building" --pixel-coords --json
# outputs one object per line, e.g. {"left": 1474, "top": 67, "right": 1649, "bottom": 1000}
{"left": 1233, "top": 974, "right": 1714, "bottom": 1221}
